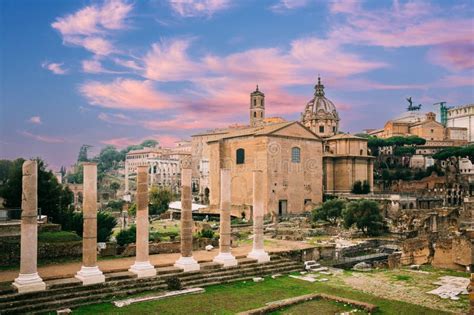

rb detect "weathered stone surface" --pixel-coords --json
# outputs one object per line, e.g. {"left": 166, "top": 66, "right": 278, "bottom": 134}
{"left": 75, "top": 163, "right": 104, "bottom": 285}
{"left": 129, "top": 165, "right": 156, "bottom": 278}
{"left": 175, "top": 157, "right": 200, "bottom": 272}
{"left": 12, "top": 160, "right": 46, "bottom": 293}
{"left": 248, "top": 170, "right": 270, "bottom": 263}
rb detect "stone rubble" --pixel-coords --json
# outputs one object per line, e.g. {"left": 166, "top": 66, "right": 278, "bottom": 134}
{"left": 427, "top": 276, "right": 470, "bottom": 300}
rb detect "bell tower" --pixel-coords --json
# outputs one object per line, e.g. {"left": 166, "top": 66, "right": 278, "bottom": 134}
{"left": 250, "top": 85, "right": 265, "bottom": 127}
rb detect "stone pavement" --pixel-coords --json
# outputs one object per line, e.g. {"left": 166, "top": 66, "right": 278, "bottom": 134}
{"left": 0, "top": 239, "right": 312, "bottom": 283}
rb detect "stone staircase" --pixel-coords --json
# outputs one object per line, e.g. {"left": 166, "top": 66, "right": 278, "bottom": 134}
{"left": 0, "top": 255, "right": 302, "bottom": 314}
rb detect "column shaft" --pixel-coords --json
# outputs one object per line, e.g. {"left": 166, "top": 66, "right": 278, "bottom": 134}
{"left": 174, "top": 155, "right": 200, "bottom": 271}
{"left": 129, "top": 165, "right": 156, "bottom": 277}
{"left": 247, "top": 170, "right": 270, "bottom": 263}
{"left": 75, "top": 163, "right": 105, "bottom": 285}
{"left": 13, "top": 160, "right": 46, "bottom": 293}
{"left": 213, "top": 169, "right": 237, "bottom": 266}
{"left": 181, "top": 168, "right": 193, "bottom": 257}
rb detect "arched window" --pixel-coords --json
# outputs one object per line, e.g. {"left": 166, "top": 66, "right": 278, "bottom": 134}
{"left": 236, "top": 148, "right": 245, "bottom": 164}
{"left": 253, "top": 99, "right": 256, "bottom": 106}
{"left": 291, "top": 147, "right": 301, "bottom": 163}
{"left": 254, "top": 112, "right": 257, "bottom": 118}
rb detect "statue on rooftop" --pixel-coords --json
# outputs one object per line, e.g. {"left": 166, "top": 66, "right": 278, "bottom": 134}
{"left": 406, "top": 97, "right": 422, "bottom": 111}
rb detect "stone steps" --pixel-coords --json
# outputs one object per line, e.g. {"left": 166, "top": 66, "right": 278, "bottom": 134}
{"left": 0, "top": 256, "right": 302, "bottom": 314}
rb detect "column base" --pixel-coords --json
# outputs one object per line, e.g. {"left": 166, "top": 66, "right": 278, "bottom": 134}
{"left": 75, "top": 266, "right": 105, "bottom": 285}
{"left": 129, "top": 261, "right": 157, "bottom": 278}
{"left": 213, "top": 252, "right": 238, "bottom": 267}
{"left": 174, "top": 256, "right": 200, "bottom": 272}
{"left": 247, "top": 249, "right": 270, "bottom": 263}
{"left": 12, "top": 272, "right": 46, "bottom": 293}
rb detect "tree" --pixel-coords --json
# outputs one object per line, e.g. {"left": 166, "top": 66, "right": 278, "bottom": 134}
{"left": 97, "top": 145, "right": 123, "bottom": 174}
{"left": 0, "top": 158, "right": 75, "bottom": 227}
{"left": 351, "top": 180, "right": 363, "bottom": 194}
{"left": 343, "top": 200, "right": 386, "bottom": 236}
{"left": 77, "top": 145, "right": 92, "bottom": 162}
{"left": 64, "top": 211, "right": 117, "bottom": 242}
{"left": 149, "top": 186, "right": 173, "bottom": 215}
{"left": 312, "top": 199, "right": 346, "bottom": 225}
{"left": 140, "top": 139, "right": 158, "bottom": 148}
{"left": 110, "top": 182, "right": 120, "bottom": 199}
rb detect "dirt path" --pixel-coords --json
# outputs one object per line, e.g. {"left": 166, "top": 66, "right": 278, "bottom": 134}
{"left": 0, "top": 239, "right": 311, "bottom": 283}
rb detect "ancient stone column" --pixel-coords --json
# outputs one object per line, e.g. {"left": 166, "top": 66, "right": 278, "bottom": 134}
{"left": 247, "top": 170, "right": 270, "bottom": 263}
{"left": 12, "top": 160, "right": 46, "bottom": 293}
{"left": 213, "top": 169, "right": 238, "bottom": 266}
{"left": 75, "top": 163, "right": 105, "bottom": 285}
{"left": 174, "top": 155, "right": 200, "bottom": 272}
{"left": 129, "top": 165, "right": 156, "bottom": 277}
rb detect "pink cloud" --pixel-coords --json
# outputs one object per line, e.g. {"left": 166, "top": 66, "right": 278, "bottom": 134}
{"left": 52, "top": 0, "right": 132, "bottom": 36}
{"left": 79, "top": 78, "right": 175, "bottom": 110}
{"left": 329, "top": 0, "right": 360, "bottom": 14}
{"left": 20, "top": 131, "right": 65, "bottom": 143}
{"left": 41, "top": 61, "right": 68, "bottom": 75}
{"left": 144, "top": 38, "right": 200, "bottom": 81}
{"left": 439, "top": 74, "right": 474, "bottom": 88}
{"left": 51, "top": 0, "right": 132, "bottom": 56}
{"left": 428, "top": 43, "right": 474, "bottom": 71}
{"left": 98, "top": 112, "right": 135, "bottom": 125}
{"left": 28, "top": 116, "right": 42, "bottom": 125}
{"left": 101, "top": 135, "right": 180, "bottom": 148}
{"left": 169, "top": 0, "right": 230, "bottom": 17}
{"left": 329, "top": 2, "right": 472, "bottom": 48}
{"left": 270, "top": 0, "right": 309, "bottom": 12}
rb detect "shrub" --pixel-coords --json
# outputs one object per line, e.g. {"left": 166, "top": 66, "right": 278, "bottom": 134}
{"left": 116, "top": 225, "right": 136, "bottom": 246}
{"left": 198, "top": 228, "right": 214, "bottom": 239}
{"left": 166, "top": 277, "right": 182, "bottom": 290}
{"left": 38, "top": 231, "right": 81, "bottom": 243}
{"left": 343, "top": 199, "right": 387, "bottom": 236}
{"left": 351, "top": 181, "right": 370, "bottom": 194}
{"left": 312, "top": 199, "right": 346, "bottom": 224}
{"left": 97, "top": 212, "right": 117, "bottom": 242}
{"left": 63, "top": 211, "right": 117, "bottom": 242}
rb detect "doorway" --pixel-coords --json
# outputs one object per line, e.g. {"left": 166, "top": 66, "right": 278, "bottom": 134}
{"left": 278, "top": 200, "right": 288, "bottom": 216}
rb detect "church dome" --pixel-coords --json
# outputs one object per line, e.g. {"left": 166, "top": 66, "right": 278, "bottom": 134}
{"left": 303, "top": 77, "right": 339, "bottom": 121}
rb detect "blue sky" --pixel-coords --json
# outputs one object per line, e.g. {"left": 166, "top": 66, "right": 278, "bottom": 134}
{"left": 1, "top": 0, "right": 473, "bottom": 170}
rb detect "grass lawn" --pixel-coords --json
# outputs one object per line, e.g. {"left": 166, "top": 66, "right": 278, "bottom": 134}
{"left": 72, "top": 275, "right": 451, "bottom": 315}
{"left": 272, "top": 299, "right": 369, "bottom": 315}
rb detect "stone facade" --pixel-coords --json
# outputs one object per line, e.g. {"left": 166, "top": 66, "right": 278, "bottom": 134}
{"left": 207, "top": 121, "right": 323, "bottom": 217}
{"left": 323, "top": 134, "right": 374, "bottom": 193}
{"left": 446, "top": 103, "right": 474, "bottom": 142}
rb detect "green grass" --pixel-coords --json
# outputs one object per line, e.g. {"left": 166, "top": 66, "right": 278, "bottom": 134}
{"left": 72, "top": 275, "right": 452, "bottom": 315}
{"left": 271, "top": 299, "right": 369, "bottom": 315}
{"left": 393, "top": 274, "right": 412, "bottom": 281}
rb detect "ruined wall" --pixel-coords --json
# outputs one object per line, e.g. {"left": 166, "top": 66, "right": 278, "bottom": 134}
{"left": 432, "top": 237, "right": 472, "bottom": 270}
{"left": 400, "top": 237, "right": 431, "bottom": 265}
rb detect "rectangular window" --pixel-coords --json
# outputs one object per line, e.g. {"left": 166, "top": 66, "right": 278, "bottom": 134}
{"left": 291, "top": 147, "right": 301, "bottom": 163}
{"left": 319, "top": 126, "right": 324, "bottom": 133}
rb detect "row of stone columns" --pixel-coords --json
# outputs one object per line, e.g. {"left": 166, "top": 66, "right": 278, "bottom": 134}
{"left": 12, "top": 160, "right": 269, "bottom": 293}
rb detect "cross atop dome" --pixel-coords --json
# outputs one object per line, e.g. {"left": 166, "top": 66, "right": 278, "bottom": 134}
{"left": 314, "top": 75, "right": 325, "bottom": 97}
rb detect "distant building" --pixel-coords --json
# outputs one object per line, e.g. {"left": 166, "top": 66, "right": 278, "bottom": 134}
{"left": 446, "top": 104, "right": 474, "bottom": 143}
{"left": 124, "top": 141, "right": 192, "bottom": 192}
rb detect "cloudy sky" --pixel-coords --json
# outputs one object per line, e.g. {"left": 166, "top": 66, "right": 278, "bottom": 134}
{"left": 1, "top": 0, "right": 473, "bottom": 169}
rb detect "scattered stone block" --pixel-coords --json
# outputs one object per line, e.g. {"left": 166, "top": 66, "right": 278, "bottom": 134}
{"left": 289, "top": 275, "right": 317, "bottom": 282}
{"left": 114, "top": 288, "right": 205, "bottom": 307}
{"left": 57, "top": 309, "right": 72, "bottom": 314}
{"left": 353, "top": 262, "right": 372, "bottom": 271}
{"left": 312, "top": 267, "right": 329, "bottom": 272}
{"left": 253, "top": 277, "right": 264, "bottom": 282}
{"left": 409, "top": 264, "right": 420, "bottom": 270}
{"left": 271, "top": 274, "right": 282, "bottom": 279}
{"left": 427, "top": 276, "right": 470, "bottom": 300}
{"left": 205, "top": 245, "right": 214, "bottom": 251}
